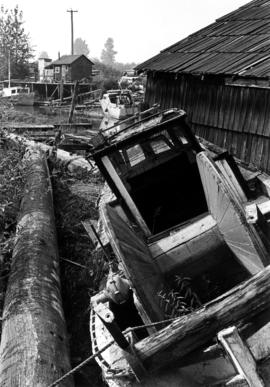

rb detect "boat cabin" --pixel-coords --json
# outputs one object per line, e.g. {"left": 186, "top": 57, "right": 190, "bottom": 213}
{"left": 1, "top": 86, "right": 31, "bottom": 97}
{"left": 93, "top": 108, "right": 270, "bottom": 295}
{"left": 101, "top": 90, "right": 133, "bottom": 106}
{"left": 94, "top": 109, "right": 211, "bottom": 237}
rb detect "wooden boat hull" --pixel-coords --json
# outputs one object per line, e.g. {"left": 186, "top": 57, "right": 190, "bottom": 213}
{"left": 90, "top": 109, "right": 270, "bottom": 386}
{"left": 91, "top": 190, "right": 270, "bottom": 385}
{"left": 2, "top": 92, "right": 35, "bottom": 106}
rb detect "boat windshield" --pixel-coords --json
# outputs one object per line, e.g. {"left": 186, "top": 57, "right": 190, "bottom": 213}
{"left": 109, "top": 93, "right": 131, "bottom": 105}
{"left": 18, "top": 88, "right": 30, "bottom": 93}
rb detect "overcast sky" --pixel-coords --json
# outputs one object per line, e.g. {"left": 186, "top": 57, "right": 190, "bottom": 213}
{"left": 1, "top": 0, "right": 248, "bottom": 63}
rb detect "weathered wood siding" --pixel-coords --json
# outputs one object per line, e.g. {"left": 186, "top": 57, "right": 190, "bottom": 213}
{"left": 145, "top": 73, "right": 270, "bottom": 173}
{"left": 71, "top": 57, "right": 92, "bottom": 81}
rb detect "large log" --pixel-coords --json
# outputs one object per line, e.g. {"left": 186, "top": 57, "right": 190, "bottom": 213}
{"left": 111, "top": 265, "right": 270, "bottom": 374}
{"left": 0, "top": 147, "right": 74, "bottom": 386}
{"left": 1, "top": 123, "right": 93, "bottom": 131}
{"left": 1, "top": 132, "right": 95, "bottom": 174}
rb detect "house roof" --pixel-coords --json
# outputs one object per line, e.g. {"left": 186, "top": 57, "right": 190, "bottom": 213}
{"left": 137, "top": 0, "right": 270, "bottom": 78}
{"left": 49, "top": 54, "right": 94, "bottom": 66}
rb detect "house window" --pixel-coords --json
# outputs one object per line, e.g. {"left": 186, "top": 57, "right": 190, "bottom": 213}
{"left": 55, "top": 66, "right": 60, "bottom": 73}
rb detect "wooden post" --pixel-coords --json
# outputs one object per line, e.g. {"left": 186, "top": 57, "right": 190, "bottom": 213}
{"left": 110, "top": 264, "right": 270, "bottom": 375}
{"left": 50, "top": 85, "right": 58, "bottom": 100}
{"left": 60, "top": 79, "right": 64, "bottom": 102}
{"left": 0, "top": 147, "right": 74, "bottom": 386}
{"left": 68, "top": 80, "right": 79, "bottom": 123}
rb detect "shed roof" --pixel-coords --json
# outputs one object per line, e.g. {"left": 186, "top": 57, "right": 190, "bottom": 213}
{"left": 137, "top": 0, "right": 270, "bottom": 78}
{"left": 49, "top": 54, "right": 94, "bottom": 66}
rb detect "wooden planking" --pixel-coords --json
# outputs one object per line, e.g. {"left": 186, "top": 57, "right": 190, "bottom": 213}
{"left": 218, "top": 326, "right": 264, "bottom": 387}
{"left": 215, "top": 159, "right": 247, "bottom": 203}
{"left": 146, "top": 73, "right": 270, "bottom": 173}
{"left": 149, "top": 215, "right": 216, "bottom": 258}
{"left": 112, "top": 264, "right": 270, "bottom": 377}
{"left": 101, "top": 156, "right": 151, "bottom": 236}
{"left": 101, "top": 203, "right": 166, "bottom": 323}
{"left": 197, "top": 152, "right": 269, "bottom": 274}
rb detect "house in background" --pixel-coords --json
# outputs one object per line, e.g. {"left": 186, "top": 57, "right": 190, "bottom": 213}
{"left": 137, "top": 0, "right": 270, "bottom": 174}
{"left": 46, "top": 54, "right": 94, "bottom": 83}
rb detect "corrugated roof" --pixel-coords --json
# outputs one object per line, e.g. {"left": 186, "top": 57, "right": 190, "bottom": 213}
{"left": 50, "top": 55, "right": 93, "bottom": 66}
{"left": 137, "top": 0, "right": 270, "bottom": 78}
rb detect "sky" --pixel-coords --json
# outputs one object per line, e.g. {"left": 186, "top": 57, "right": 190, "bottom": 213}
{"left": 1, "top": 0, "right": 249, "bottom": 64}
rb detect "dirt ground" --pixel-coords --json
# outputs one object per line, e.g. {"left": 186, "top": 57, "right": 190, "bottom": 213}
{"left": 52, "top": 163, "right": 107, "bottom": 387}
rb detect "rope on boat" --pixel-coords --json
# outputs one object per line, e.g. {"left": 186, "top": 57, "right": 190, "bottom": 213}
{"left": 47, "top": 315, "right": 178, "bottom": 387}
{"left": 47, "top": 339, "right": 115, "bottom": 387}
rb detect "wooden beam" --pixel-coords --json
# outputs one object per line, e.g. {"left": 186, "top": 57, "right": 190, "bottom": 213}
{"left": 68, "top": 80, "right": 79, "bottom": 123}
{"left": 218, "top": 327, "right": 264, "bottom": 387}
{"left": 101, "top": 156, "right": 151, "bottom": 236}
{"left": 110, "top": 265, "right": 270, "bottom": 375}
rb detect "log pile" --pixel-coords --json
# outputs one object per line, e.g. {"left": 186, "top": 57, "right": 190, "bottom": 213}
{"left": 1, "top": 131, "right": 95, "bottom": 174}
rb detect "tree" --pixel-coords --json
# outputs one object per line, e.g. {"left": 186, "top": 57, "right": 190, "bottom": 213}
{"left": 38, "top": 51, "right": 49, "bottom": 59}
{"left": 92, "top": 58, "right": 121, "bottom": 90}
{"left": 0, "top": 5, "right": 33, "bottom": 80}
{"left": 74, "top": 37, "right": 89, "bottom": 56}
{"left": 101, "top": 37, "right": 117, "bottom": 66}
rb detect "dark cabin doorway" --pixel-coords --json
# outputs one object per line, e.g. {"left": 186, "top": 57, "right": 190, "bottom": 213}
{"left": 127, "top": 152, "right": 208, "bottom": 234}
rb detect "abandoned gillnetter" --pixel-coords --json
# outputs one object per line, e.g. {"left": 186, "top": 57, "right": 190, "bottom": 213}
{"left": 90, "top": 108, "right": 270, "bottom": 386}
{"left": 100, "top": 89, "right": 140, "bottom": 120}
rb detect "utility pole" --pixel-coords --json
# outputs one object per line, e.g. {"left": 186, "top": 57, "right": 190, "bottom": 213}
{"left": 67, "top": 9, "right": 78, "bottom": 55}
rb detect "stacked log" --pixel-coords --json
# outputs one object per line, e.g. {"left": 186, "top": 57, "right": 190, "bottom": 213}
{"left": 1, "top": 131, "right": 95, "bottom": 174}
{"left": 0, "top": 147, "right": 74, "bottom": 386}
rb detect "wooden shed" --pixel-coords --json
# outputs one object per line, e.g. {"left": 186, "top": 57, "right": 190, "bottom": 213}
{"left": 47, "top": 54, "right": 94, "bottom": 82}
{"left": 137, "top": 0, "right": 270, "bottom": 173}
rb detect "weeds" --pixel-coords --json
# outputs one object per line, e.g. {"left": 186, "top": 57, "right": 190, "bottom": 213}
{"left": 159, "top": 275, "right": 201, "bottom": 319}
{"left": 0, "top": 142, "right": 26, "bottom": 336}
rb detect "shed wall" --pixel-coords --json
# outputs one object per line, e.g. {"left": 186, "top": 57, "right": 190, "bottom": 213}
{"left": 145, "top": 73, "right": 270, "bottom": 172}
{"left": 71, "top": 57, "right": 92, "bottom": 80}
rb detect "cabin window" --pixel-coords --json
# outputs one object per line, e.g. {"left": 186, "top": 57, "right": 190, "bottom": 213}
{"left": 119, "top": 95, "right": 131, "bottom": 105}
{"left": 110, "top": 95, "right": 117, "bottom": 103}
{"left": 179, "top": 135, "right": 188, "bottom": 145}
{"left": 150, "top": 135, "right": 172, "bottom": 154}
{"left": 19, "top": 88, "right": 29, "bottom": 93}
{"left": 126, "top": 145, "right": 145, "bottom": 167}
{"left": 11, "top": 89, "right": 16, "bottom": 94}
{"left": 55, "top": 66, "right": 60, "bottom": 73}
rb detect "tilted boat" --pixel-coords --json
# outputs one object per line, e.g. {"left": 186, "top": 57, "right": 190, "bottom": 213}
{"left": 100, "top": 89, "right": 139, "bottom": 120}
{"left": 1, "top": 86, "right": 35, "bottom": 106}
{"left": 90, "top": 107, "right": 270, "bottom": 386}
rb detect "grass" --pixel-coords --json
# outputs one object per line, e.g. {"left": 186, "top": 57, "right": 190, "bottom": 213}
{"left": 0, "top": 140, "right": 26, "bottom": 335}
